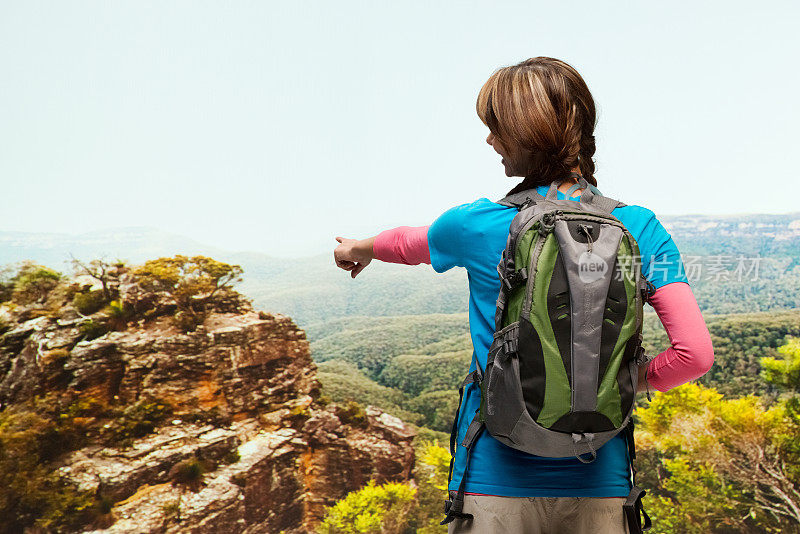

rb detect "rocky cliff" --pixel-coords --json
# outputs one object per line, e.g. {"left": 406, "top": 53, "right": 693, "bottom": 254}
{"left": 0, "top": 261, "right": 416, "bottom": 533}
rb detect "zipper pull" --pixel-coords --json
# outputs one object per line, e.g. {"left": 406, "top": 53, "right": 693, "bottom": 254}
{"left": 578, "top": 224, "right": 594, "bottom": 254}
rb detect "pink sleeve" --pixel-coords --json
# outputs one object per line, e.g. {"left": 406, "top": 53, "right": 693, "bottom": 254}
{"left": 372, "top": 225, "right": 431, "bottom": 265}
{"left": 645, "top": 281, "right": 715, "bottom": 392}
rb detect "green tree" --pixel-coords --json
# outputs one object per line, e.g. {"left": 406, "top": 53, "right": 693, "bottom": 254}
{"left": 69, "top": 256, "right": 124, "bottom": 303}
{"left": 413, "top": 442, "right": 450, "bottom": 534}
{"left": 133, "top": 255, "right": 243, "bottom": 330}
{"left": 0, "top": 265, "right": 14, "bottom": 303}
{"left": 10, "top": 262, "right": 61, "bottom": 305}
{"left": 638, "top": 379, "right": 800, "bottom": 532}
{"left": 317, "top": 480, "right": 417, "bottom": 534}
{"left": 761, "top": 337, "right": 800, "bottom": 392}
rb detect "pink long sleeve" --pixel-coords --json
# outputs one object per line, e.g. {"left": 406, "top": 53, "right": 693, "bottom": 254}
{"left": 645, "top": 281, "right": 715, "bottom": 392}
{"left": 373, "top": 225, "right": 431, "bottom": 265}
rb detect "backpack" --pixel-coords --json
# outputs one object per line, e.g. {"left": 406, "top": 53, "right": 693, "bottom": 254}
{"left": 441, "top": 174, "right": 655, "bottom": 533}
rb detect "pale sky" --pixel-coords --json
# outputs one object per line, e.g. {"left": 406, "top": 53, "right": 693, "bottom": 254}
{"left": 1, "top": 1, "right": 798, "bottom": 258}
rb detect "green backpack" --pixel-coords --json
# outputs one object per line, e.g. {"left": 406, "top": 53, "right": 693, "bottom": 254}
{"left": 441, "top": 174, "right": 655, "bottom": 533}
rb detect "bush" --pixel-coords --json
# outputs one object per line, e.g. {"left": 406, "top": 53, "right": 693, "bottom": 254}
{"left": 161, "top": 498, "right": 182, "bottom": 523}
{"left": 0, "top": 266, "right": 13, "bottom": 303}
{"left": 222, "top": 448, "right": 241, "bottom": 465}
{"left": 78, "top": 319, "right": 109, "bottom": 341}
{"left": 0, "top": 393, "right": 177, "bottom": 533}
{"left": 133, "top": 255, "right": 243, "bottom": 331}
{"left": 72, "top": 289, "right": 107, "bottom": 315}
{"left": 11, "top": 263, "right": 61, "bottom": 305}
{"left": 104, "top": 398, "right": 173, "bottom": 447}
{"left": 412, "top": 442, "right": 451, "bottom": 533}
{"left": 174, "top": 309, "right": 203, "bottom": 333}
{"left": 317, "top": 480, "right": 417, "bottom": 534}
{"left": 169, "top": 453, "right": 219, "bottom": 492}
{"left": 337, "top": 401, "right": 368, "bottom": 428}
{"left": 104, "top": 299, "right": 132, "bottom": 330}
{"left": 0, "top": 402, "right": 110, "bottom": 534}
{"left": 169, "top": 458, "right": 207, "bottom": 491}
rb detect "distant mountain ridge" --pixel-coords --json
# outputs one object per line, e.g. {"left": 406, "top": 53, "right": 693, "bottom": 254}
{"left": 0, "top": 226, "right": 228, "bottom": 268}
{"left": 2, "top": 211, "right": 799, "bottom": 325}
{"left": 661, "top": 212, "right": 800, "bottom": 256}
{"left": 3, "top": 212, "right": 798, "bottom": 267}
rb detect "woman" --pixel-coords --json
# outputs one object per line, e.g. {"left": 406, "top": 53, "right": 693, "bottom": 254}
{"left": 333, "top": 57, "right": 714, "bottom": 534}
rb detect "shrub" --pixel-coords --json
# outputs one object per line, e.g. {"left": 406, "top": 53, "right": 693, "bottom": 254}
{"left": 0, "top": 402, "right": 110, "bottom": 534}
{"left": 161, "top": 498, "right": 181, "bottom": 522}
{"left": 104, "top": 399, "right": 172, "bottom": 447}
{"left": 69, "top": 258, "right": 121, "bottom": 303}
{"left": 169, "top": 458, "right": 213, "bottom": 492}
{"left": 222, "top": 448, "right": 241, "bottom": 465}
{"left": 412, "top": 441, "right": 451, "bottom": 533}
{"left": 0, "top": 266, "right": 14, "bottom": 303}
{"left": 174, "top": 309, "right": 203, "bottom": 333}
{"left": 78, "top": 319, "right": 109, "bottom": 341}
{"left": 317, "top": 480, "right": 417, "bottom": 534}
{"left": 104, "top": 299, "right": 132, "bottom": 330}
{"left": 11, "top": 262, "right": 61, "bottom": 305}
{"left": 72, "top": 289, "right": 107, "bottom": 315}
{"left": 337, "top": 401, "right": 367, "bottom": 428}
{"left": 133, "top": 255, "right": 243, "bottom": 331}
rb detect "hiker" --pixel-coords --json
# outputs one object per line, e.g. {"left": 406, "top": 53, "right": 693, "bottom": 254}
{"left": 333, "top": 57, "right": 714, "bottom": 534}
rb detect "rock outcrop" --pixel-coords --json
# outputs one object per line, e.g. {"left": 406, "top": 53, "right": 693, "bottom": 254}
{"left": 0, "top": 270, "right": 415, "bottom": 533}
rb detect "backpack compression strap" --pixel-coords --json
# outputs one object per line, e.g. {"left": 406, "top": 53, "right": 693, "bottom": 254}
{"left": 623, "top": 419, "right": 653, "bottom": 533}
{"left": 441, "top": 368, "right": 485, "bottom": 525}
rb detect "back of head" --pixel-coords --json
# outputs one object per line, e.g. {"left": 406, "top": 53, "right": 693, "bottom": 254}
{"left": 477, "top": 57, "right": 598, "bottom": 195}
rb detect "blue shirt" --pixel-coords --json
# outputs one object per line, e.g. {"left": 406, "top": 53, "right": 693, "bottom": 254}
{"left": 427, "top": 185, "right": 688, "bottom": 497}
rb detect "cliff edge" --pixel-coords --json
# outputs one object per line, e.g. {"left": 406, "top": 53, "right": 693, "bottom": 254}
{"left": 0, "top": 259, "right": 415, "bottom": 533}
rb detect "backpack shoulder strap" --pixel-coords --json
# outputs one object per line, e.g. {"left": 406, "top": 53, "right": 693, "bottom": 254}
{"left": 494, "top": 187, "right": 546, "bottom": 210}
{"left": 573, "top": 175, "right": 627, "bottom": 214}
{"left": 587, "top": 194, "right": 626, "bottom": 214}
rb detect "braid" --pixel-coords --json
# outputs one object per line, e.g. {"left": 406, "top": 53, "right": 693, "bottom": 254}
{"left": 578, "top": 131, "right": 597, "bottom": 186}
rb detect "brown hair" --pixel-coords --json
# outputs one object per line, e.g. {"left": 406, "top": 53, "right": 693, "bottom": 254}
{"left": 476, "top": 57, "right": 598, "bottom": 195}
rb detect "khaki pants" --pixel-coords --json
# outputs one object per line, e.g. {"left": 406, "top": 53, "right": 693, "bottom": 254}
{"left": 447, "top": 495, "right": 630, "bottom": 534}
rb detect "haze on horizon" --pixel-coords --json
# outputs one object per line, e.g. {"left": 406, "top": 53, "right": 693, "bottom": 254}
{"left": 1, "top": 1, "right": 798, "bottom": 258}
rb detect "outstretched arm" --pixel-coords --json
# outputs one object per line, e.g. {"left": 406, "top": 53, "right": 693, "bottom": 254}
{"left": 637, "top": 281, "right": 715, "bottom": 394}
{"left": 372, "top": 225, "right": 431, "bottom": 265}
{"left": 334, "top": 225, "right": 431, "bottom": 278}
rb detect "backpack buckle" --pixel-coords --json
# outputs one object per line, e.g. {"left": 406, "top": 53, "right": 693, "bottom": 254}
{"left": 441, "top": 494, "right": 473, "bottom": 525}
{"left": 641, "top": 277, "right": 657, "bottom": 303}
{"left": 501, "top": 268, "right": 528, "bottom": 291}
{"left": 623, "top": 486, "right": 652, "bottom": 533}
{"left": 634, "top": 344, "right": 651, "bottom": 366}
{"left": 539, "top": 213, "right": 556, "bottom": 236}
{"left": 519, "top": 196, "right": 534, "bottom": 210}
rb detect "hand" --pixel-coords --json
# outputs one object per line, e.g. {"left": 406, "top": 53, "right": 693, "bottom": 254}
{"left": 334, "top": 236, "right": 374, "bottom": 279}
